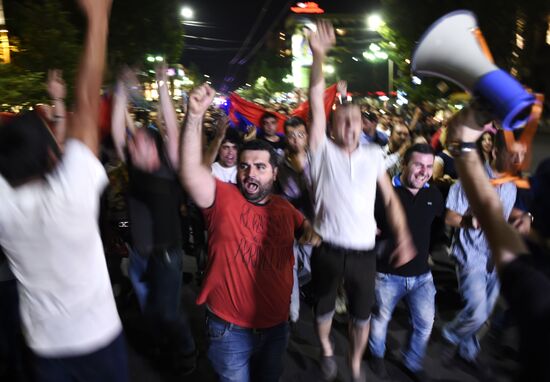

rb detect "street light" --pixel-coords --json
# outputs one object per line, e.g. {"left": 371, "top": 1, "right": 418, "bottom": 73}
{"left": 180, "top": 6, "right": 193, "bottom": 19}
{"left": 366, "top": 14, "right": 393, "bottom": 94}
{"left": 367, "top": 14, "right": 384, "bottom": 31}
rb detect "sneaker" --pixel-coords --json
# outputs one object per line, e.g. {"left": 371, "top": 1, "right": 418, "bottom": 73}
{"left": 320, "top": 355, "right": 338, "bottom": 381}
{"left": 368, "top": 356, "right": 389, "bottom": 380}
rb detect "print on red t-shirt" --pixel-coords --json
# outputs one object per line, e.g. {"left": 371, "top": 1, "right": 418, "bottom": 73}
{"left": 198, "top": 180, "right": 304, "bottom": 329}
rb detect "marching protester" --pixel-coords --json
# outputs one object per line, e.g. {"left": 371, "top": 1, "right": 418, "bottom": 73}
{"left": 369, "top": 143, "right": 444, "bottom": 381}
{"left": 306, "top": 20, "right": 414, "bottom": 382}
{"left": 445, "top": 104, "right": 550, "bottom": 382}
{"left": 0, "top": 1, "right": 128, "bottom": 381}
{"left": 203, "top": 115, "right": 241, "bottom": 184}
{"left": 441, "top": 128, "right": 526, "bottom": 379}
{"left": 111, "top": 65, "right": 197, "bottom": 374}
{"left": 276, "top": 116, "right": 315, "bottom": 322}
{"left": 179, "top": 83, "right": 320, "bottom": 381}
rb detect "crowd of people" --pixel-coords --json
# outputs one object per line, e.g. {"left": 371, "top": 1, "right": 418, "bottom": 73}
{"left": 1, "top": 2, "right": 549, "bottom": 382}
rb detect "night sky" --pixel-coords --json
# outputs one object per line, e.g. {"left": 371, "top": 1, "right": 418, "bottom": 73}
{"left": 2, "top": 0, "right": 380, "bottom": 90}
{"left": 180, "top": 0, "right": 380, "bottom": 90}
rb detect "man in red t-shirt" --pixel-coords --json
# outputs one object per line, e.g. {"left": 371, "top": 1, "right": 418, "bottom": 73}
{"left": 180, "top": 84, "right": 320, "bottom": 382}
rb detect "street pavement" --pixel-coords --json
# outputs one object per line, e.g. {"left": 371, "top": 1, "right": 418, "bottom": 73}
{"left": 122, "top": 247, "right": 520, "bottom": 382}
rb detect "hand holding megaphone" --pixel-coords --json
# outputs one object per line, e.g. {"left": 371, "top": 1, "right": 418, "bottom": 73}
{"left": 412, "top": 10, "right": 535, "bottom": 131}
{"left": 446, "top": 103, "right": 491, "bottom": 145}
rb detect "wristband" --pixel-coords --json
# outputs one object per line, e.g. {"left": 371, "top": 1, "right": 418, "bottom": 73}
{"left": 448, "top": 141, "right": 476, "bottom": 157}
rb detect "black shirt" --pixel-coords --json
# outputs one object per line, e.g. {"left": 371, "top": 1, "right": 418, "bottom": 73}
{"left": 127, "top": 156, "right": 183, "bottom": 254}
{"left": 375, "top": 177, "right": 444, "bottom": 277}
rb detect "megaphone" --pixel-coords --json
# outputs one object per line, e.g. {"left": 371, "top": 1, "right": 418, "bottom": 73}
{"left": 412, "top": 10, "right": 535, "bottom": 130}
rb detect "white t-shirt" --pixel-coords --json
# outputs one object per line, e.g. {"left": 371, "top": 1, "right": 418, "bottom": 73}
{"left": 211, "top": 162, "right": 237, "bottom": 184}
{"left": 0, "top": 139, "right": 122, "bottom": 357}
{"left": 310, "top": 138, "right": 385, "bottom": 250}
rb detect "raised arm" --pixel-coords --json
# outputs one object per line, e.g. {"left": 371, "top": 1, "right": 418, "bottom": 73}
{"left": 68, "top": 0, "right": 112, "bottom": 156}
{"left": 156, "top": 64, "right": 180, "bottom": 169}
{"left": 203, "top": 114, "right": 229, "bottom": 167}
{"left": 306, "top": 20, "right": 335, "bottom": 153}
{"left": 46, "top": 69, "right": 67, "bottom": 148}
{"left": 377, "top": 173, "right": 416, "bottom": 267}
{"left": 180, "top": 84, "right": 217, "bottom": 208}
{"left": 446, "top": 106, "right": 528, "bottom": 269}
{"left": 110, "top": 79, "right": 128, "bottom": 161}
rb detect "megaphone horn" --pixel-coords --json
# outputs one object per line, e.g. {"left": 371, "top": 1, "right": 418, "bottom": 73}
{"left": 412, "top": 10, "right": 535, "bottom": 130}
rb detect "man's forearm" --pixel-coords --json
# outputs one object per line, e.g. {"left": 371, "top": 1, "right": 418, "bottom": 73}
{"left": 51, "top": 98, "right": 66, "bottom": 146}
{"left": 455, "top": 150, "right": 528, "bottom": 266}
{"left": 203, "top": 134, "right": 223, "bottom": 167}
{"left": 71, "top": 9, "right": 110, "bottom": 155}
{"left": 158, "top": 80, "right": 180, "bottom": 167}
{"left": 111, "top": 83, "right": 128, "bottom": 161}
{"left": 181, "top": 114, "right": 204, "bottom": 171}
{"left": 385, "top": 190, "right": 411, "bottom": 243}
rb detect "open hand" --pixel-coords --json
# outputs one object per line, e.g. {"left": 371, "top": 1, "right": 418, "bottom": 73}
{"left": 305, "top": 20, "right": 335, "bottom": 57}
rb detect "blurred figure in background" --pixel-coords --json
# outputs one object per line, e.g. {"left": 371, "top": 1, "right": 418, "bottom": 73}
{"left": 0, "top": 1, "right": 128, "bottom": 381}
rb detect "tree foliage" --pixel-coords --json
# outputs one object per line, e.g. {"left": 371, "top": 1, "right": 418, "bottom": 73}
{"left": 0, "top": 65, "right": 47, "bottom": 108}
{"left": 239, "top": 51, "right": 293, "bottom": 101}
{"left": 108, "top": 0, "right": 184, "bottom": 70}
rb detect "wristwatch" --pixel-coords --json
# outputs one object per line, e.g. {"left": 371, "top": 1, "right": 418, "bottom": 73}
{"left": 448, "top": 141, "right": 476, "bottom": 157}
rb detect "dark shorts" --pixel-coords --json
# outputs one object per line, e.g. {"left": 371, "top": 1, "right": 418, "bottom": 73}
{"left": 311, "top": 242, "right": 376, "bottom": 323}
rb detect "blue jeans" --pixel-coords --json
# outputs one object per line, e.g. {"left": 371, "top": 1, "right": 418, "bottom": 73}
{"left": 368, "top": 272, "right": 436, "bottom": 372}
{"left": 206, "top": 315, "right": 289, "bottom": 382}
{"left": 131, "top": 248, "right": 196, "bottom": 355}
{"left": 442, "top": 266, "right": 500, "bottom": 361}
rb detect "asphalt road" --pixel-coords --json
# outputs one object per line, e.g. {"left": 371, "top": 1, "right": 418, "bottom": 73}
{"left": 122, "top": 247, "right": 520, "bottom": 382}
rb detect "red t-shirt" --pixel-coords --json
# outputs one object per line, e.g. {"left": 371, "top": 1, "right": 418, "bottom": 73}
{"left": 198, "top": 180, "right": 304, "bottom": 328}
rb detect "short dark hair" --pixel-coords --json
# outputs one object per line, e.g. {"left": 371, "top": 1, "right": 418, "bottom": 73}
{"left": 260, "top": 111, "right": 278, "bottom": 126}
{"left": 239, "top": 139, "right": 278, "bottom": 169}
{"left": 403, "top": 143, "right": 434, "bottom": 164}
{"left": 0, "top": 111, "right": 61, "bottom": 186}
{"left": 284, "top": 116, "right": 306, "bottom": 133}
{"left": 221, "top": 127, "right": 242, "bottom": 147}
{"left": 361, "top": 111, "right": 377, "bottom": 123}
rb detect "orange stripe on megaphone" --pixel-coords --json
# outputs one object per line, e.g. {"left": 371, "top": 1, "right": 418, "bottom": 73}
{"left": 472, "top": 28, "right": 494, "bottom": 63}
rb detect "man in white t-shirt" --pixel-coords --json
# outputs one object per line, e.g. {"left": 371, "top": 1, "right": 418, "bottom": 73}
{"left": 306, "top": 20, "right": 415, "bottom": 382}
{"left": 205, "top": 118, "right": 241, "bottom": 184}
{"left": 0, "top": 1, "right": 126, "bottom": 381}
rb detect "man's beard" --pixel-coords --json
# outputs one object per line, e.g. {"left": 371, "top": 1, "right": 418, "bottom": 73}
{"left": 238, "top": 177, "right": 273, "bottom": 204}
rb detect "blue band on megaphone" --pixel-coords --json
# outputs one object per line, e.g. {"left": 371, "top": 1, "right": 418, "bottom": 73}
{"left": 474, "top": 69, "right": 535, "bottom": 130}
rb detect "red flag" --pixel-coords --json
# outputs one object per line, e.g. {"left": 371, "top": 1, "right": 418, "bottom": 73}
{"left": 228, "top": 93, "right": 287, "bottom": 133}
{"left": 228, "top": 84, "right": 338, "bottom": 134}
{"left": 291, "top": 83, "right": 337, "bottom": 123}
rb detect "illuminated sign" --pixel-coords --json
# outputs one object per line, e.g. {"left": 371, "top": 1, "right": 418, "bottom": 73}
{"left": 290, "top": 2, "right": 324, "bottom": 14}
